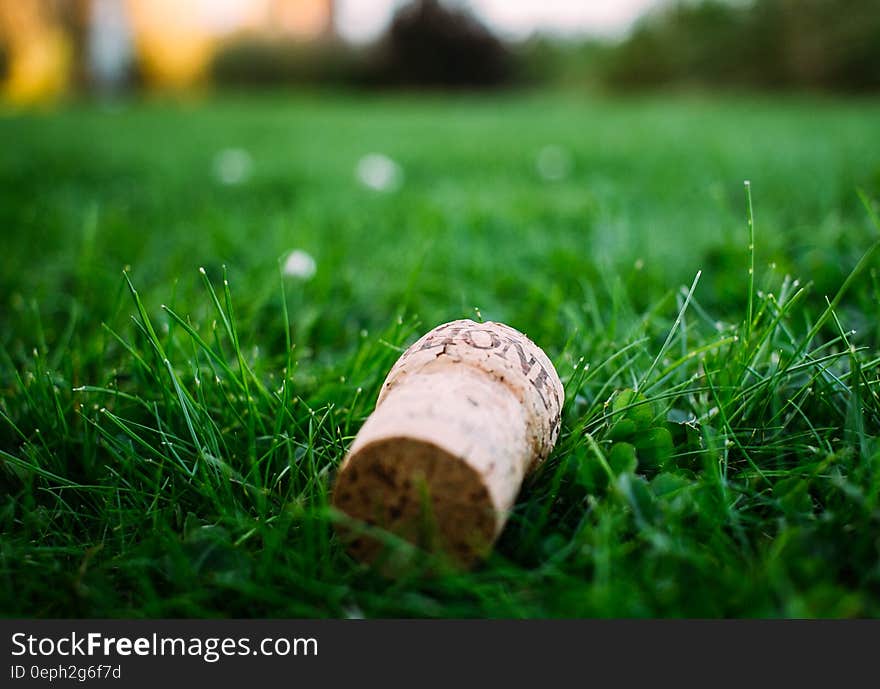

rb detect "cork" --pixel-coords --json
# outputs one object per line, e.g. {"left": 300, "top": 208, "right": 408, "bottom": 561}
{"left": 333, "top": 319, "right": 564, "bottom": 567}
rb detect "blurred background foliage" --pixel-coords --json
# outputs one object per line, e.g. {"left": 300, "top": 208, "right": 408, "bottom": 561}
{"left": 2, "top": 0, "right": 880, "bottom": 103}
{"left": 606, "top": 0, "right": 880, "bottom": 92}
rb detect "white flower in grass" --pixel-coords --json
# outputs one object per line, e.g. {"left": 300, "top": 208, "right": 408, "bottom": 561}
{"left": 356, "top": 153, "right": 403, "bottom": 192}
{"left": 283, "top": 249, "right": 317, "bottom": 280}
{"left": 213, "top": 148, "right": 253, "bottom": 186}
{"left": 536, "top": 144, "right": 573, "bottom": 182}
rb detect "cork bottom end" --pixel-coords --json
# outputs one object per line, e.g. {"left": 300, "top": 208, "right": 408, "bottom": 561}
{"left": 333, "top": 437, "right": 498, "bottom": 568}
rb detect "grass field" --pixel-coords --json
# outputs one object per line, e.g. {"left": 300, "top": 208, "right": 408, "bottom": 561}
{"left": 2, "top": 92, "right": 880, "bottom": 617}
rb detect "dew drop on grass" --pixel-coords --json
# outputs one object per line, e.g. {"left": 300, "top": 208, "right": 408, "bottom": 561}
{"left": 536, "top": 144, "right": 573, "bottom": 181}
{"left": 283, "top": 250, "right": 316, "bottom": 280}
{"left": 213, "top": 148, "right": 253, "bottom": 186}
{"left": 356, "top": 153, "right": 403, "bottom": 192}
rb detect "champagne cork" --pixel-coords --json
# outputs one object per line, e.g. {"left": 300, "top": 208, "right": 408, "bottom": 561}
{"left": 333, "top": 319, "right": 563, "bottom": 566}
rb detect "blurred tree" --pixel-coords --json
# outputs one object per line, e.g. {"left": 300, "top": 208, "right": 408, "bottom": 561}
{"left": 212, "top": 37, "right": 365, "bottom": 88}
{"left": 767, "top": 0, "right": 880, "bottom": 91}
{"left": 60, "top": 0, "right": 92, "bottom": 89}
{"left": 515, "top": 36, "right": 611, "bottom": 89}
{"left": 603, "top": 0, "right": 880, "bottom": 92}
{"left": 375, "top": 0, "right": 515, "bottom": 88}
{"left": 0, "top": 39, "right": 8, "bottom": 82}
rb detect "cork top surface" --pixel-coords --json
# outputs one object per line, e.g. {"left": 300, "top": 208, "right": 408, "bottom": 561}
{"left": 377, "top": 319, "right": 564, "bottom": 465}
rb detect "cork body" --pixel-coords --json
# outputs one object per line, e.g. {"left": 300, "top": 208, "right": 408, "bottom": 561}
{"left": 333, "top": 319, "right": 563, "bottom": 566}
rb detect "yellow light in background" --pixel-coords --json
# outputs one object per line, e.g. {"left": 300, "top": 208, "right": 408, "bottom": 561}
{"left": 0, "top": 0, "right": 73, "bottom": 104}
{"left": 0, "top": 0, "right": 336, "bottom": 98}
{"left": 125, "top": 0, "right": 217, "bottom": 90}
{"left": 125, "top": 0, "right": 333, "bottom": 89}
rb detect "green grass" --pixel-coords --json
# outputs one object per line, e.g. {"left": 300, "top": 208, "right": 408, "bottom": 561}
{"left": 2, "top": 91, "right": 880, "bottom": 617}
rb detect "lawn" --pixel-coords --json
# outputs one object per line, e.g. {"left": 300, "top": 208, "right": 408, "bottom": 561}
{"left": 2, "top": 91, "right": 880, "bottom": 617}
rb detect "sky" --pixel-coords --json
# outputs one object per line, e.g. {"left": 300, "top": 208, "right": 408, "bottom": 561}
{"left": 335, "top": 0, "right": 661, "bottom": 43}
